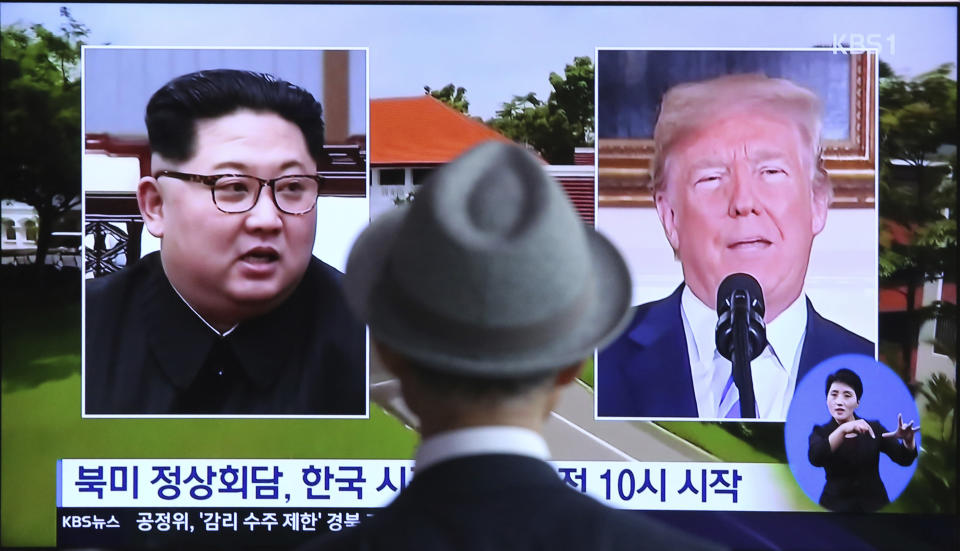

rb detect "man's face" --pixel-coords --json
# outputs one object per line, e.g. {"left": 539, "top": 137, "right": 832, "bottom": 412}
{"left": 655, "top": 112, "right": 828, "bottom": 321}
{"left": 142, "top": 109, "right": 318, "bottom": 327}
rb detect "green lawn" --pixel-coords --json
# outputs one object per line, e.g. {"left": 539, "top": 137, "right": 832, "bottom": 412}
{"left": 578, "top": 357, "right": 595, "bottom": 387}
{"left": 1, "top": 296, "right": 417, "bottom": 548}
{"left": 654, "top": 421, "right": 779, "bottom": 463}
{"left": 578, "top": 357, "right": 814, "bottom": 509}
{"left": 580, "top": 357, "right": 779, "bottom": 463}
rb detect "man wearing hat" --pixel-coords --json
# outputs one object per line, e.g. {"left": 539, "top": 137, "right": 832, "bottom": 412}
{"left": 305, "top": 142, "right": 720, "bottom": 550}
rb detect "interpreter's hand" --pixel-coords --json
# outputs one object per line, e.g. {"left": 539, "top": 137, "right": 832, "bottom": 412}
{"left": 840, "top": 419, "right": 876, "bottom": 439}
{"left": 882, "top": 413, "right": 920, "bottom": 449}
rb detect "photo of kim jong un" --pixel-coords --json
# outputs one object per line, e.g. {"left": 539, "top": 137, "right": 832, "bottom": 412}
{"left": 82, "top": 47, "right": 369, "bottom": 417}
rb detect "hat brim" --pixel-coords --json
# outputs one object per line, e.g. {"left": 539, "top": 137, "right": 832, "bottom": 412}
{"left": 344, "top": 207, "right": 632, "bottom": 377}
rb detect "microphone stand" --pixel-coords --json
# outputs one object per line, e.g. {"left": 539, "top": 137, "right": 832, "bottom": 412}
{"left": 716, "top": 273, "right": 765, "bottom": 419}
{"left": 730, "top": 291, "right": 757, "bottom": 418}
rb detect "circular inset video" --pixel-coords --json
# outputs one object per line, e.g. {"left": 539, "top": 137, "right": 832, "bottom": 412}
{"left": 784, "top": 354, "right": 920, "bottom": 512}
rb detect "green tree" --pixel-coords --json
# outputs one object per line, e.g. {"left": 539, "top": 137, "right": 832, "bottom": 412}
{"left": 877, "top": 61, "right": 957, "bottom": 514}
{"left": 877, "top": 61, "right": 957, "bottom": 377}
{"left": 897, "top": 373, "right": 956, "bottom": 513}
{"left": 424, "top": 83, "right": 470, "bottom": 114}
{"left": 488, "top": 91, "right": 553, "bottom": 157}
{"left": 1, "top": 8, "right": 87, "bottom": 268}
{"left": 548, "top": 55, "right": 594, "bottom": 147}
{"left": 488, "top": 56, "right": 594, "bottom": 164}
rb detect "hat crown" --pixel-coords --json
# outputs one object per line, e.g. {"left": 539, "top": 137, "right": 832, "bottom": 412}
{"left": 344, "top": 141, "right": 632, "bottom": 376}
{"left": 390, "top": 142, "right": 590, "bottom": 328}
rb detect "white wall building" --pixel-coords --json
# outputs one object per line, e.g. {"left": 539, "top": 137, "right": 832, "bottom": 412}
{"left": 1, "top": 200, "right": 39, "bottom": 257}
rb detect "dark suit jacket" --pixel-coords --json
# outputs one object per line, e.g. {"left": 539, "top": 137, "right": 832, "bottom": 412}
{"left": 303, "top": 454, "right": 722, "bottom": 551}
{"left": 597, "top": 285, "right": 874, "bottom": 417}
{"left": 808, "top": 418, "right": 918, "bottom": 512}
{"left": 85, "top": 251, "right": 365, "bottom": 415}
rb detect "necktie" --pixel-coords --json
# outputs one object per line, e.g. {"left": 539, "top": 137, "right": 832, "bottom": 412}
{"left": 711, "top": 350, "right": 740, "bottom": 418}
{"left": 721, "top": 374, "right": 741, "bottom": 418}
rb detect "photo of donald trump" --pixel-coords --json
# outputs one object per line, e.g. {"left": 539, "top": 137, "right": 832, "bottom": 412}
{"left": 597, "top": 53, "right": 876, "bottom": 421}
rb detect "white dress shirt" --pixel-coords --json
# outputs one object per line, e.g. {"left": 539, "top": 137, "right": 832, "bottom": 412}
{"left": 680, "top": 286, "right": 807, "bottom": 421}
{"left": 414, "top": 425, "right": 550, "bottom": 473}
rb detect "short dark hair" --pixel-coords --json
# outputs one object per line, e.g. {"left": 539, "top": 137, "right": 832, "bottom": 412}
{"left": 145, "top": 69, "right": 325, "bottom": 164}
{"left": 825, "top": 368, "right": 863, "bottom": 400}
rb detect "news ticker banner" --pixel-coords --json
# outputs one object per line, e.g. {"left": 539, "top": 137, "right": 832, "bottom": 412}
{"left": 59, "top": 459, "right": 804, "bottom": 510}
{"left": 57, "top": 459, "right": 808, "bottom": 545}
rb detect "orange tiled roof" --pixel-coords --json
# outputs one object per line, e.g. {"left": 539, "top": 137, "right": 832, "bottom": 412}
{"left": 371, "top": 96, "right": 514, "bottom": 165}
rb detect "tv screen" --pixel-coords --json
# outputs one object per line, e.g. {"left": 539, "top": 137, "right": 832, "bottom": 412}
{"left": 1, "top": 3, "right": 956, "bottom": 549}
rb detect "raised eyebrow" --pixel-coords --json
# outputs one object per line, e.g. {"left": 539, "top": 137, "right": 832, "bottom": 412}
{"left": 277, "top": 160, "right": 313, "bottom": 173}
{"left": 210, "top": 162, "right": 250, "bottom": 173}
{"left": 687, "top": 158, "right": 728, "bottom": 172}
{"left": 749, "top": 150, "right": 792, "bottom": 166}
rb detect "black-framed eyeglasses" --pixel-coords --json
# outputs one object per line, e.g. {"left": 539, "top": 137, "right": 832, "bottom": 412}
{"left": 155, "top": 170, "right": 323, "bottom": 215}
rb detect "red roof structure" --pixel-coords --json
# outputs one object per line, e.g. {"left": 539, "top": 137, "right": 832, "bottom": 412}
{"left": 371, "top": 96, "right": 513, "bottom": 165}
{"left": 370, "top": 95, "right": 595, "bottom": 225}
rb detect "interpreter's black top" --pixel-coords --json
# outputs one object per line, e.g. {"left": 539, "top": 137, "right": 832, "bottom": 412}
{"left": 85, "top": 252, "right": 365, "bottom": 415}
{"left": 808, "top": 417, "right": 918, "bottom": 512}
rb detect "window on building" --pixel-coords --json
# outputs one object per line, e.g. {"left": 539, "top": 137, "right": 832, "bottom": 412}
{"left": 934, "top": 310, "right": 956, "bottom": 356}
{"left": 378, "top": 169, "right": 405, "bottom": 186}
{"left": 2, "top": 219, "right": 15, "bottom": 241}
{"left": 412, "top": 168, "right": 434, "bottom": 186}
{"left": 24, "top": 219, "right": 38, "bottom": 242}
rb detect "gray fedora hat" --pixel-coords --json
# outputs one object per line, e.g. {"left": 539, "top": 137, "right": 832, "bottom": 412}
{"left": 344, "top": 142, "right": 632, "bottom": 377}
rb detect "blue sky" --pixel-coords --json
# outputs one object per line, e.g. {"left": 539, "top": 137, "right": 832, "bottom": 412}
{"left": 2, "top": 3, "right": 956, "bottom": 120}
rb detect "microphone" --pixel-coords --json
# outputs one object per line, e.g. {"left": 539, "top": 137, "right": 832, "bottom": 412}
{"left": 715, "top": 273, "right": 767, "bottom": 418}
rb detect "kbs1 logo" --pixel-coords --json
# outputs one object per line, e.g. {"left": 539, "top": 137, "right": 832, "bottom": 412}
{"left": 832, "top": 33, "right": 895, "bottom": 55}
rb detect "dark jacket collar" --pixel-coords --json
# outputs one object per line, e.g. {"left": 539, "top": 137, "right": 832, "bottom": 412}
{"left": 624, "top": 284, "right": 698, "bottom": 416}
{"left": 398, "top": 454, "right": 562, "bottom": 502}
{"left": 627, "top": 284, "right": 687, "bottom": 349}
{"left": 138, "top": 252, "right": 310, "bottom": 391}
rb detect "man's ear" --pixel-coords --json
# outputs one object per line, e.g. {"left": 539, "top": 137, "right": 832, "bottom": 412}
{"left": 655, "top": 190, "right": 681, "bottom": 252}
{"left": 137, "top": 176, "right": 165, "bottom": 238}
{"left": 374, "top": 340, "right": 409, "bottom": 380}
{"left": 553, "top": 361, "right": 584, "bottom": 389}
{"left": 541, "top": 362, "right": 586, "bottom": 420}
{"left": 810, "top": 185, "right": 829, "bottom": 236}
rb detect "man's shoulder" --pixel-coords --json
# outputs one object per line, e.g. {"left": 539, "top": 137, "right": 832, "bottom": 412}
{"left": 87, "top": 253, "right": 160, "bottom": 294}
{"left": 298, "top": 256, "right": 360, "bottom": 327}
{"left": 802, "top": 301, "right": 874, "bottom": 373}
{"left": 86, "top": 253, "right": 163, "bottom": 318}
{"left": 808, "top": 305, "right": 873, "bottom": 353}
{"left": 301, "top": 467, "right": 720, "bottom": 551}
{"left": 603, "top": 285, "right": 684, "bottom": 352}
{"left": 306, "top": 255, "right": 344, "bottom": 281}
{"left": 300, "top": 256, "right": 348, "bottom": 301}
{"left": 84, "top": 254, "right": 169, "bottom": 413}
{"left": 597, "top": 285, "right": 696, "bottom": 417}
{"left": 534, "top": 485, "right": 722, "bottom": 549}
